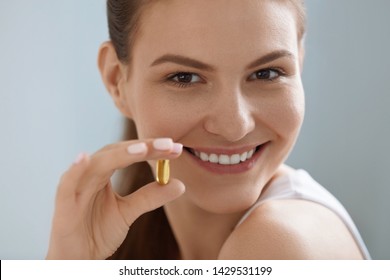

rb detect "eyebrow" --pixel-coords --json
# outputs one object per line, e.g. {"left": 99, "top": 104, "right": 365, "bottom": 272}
{"left": 246, "top": 50, "right": 295, "bottom": 69}
{"left": 150, "top": 50, "right": 295, "bottom": 71}
{"left": 150, "top": 54, "right": 215, "bottom": 71}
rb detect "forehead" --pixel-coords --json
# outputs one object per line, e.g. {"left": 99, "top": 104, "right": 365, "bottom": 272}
{"left": 134, "top": 0, "right": 299, "bottom": 65}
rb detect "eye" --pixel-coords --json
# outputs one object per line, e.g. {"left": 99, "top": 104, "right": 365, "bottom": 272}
{"left": 248, "top": 68, "right": 283, "bottom": 81}
{"left": 167, "top": 72, "right": 202, "bottom": 88}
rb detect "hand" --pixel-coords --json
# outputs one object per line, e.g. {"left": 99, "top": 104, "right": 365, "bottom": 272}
{"left": 46, "top": 138, "right": 185, "bottom": 259}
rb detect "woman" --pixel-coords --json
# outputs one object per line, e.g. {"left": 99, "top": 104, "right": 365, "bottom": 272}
{"left": 46, "top": 0, "right": 370, "bottom": 259}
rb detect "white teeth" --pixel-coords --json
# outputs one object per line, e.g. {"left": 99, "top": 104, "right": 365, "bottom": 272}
{"left": 209, "top": 154, "right": 219, "bottom": 163}
{"left": 219, "top": 155, "right": 230, "bottom": 165}
{"left": 240, "top": 152, "right": 248, "bottom": 162}
{"left": 191, "top": 148, "right": 257, "bottom": 165}
{"left": 200, "top": 152, "right": 208, "bottom": 161}
{"left": 230, "top": 154, "right": 241, "bottom": 164}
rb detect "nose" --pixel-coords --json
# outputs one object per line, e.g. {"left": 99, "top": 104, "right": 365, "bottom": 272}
{"left": 203, "top": 87, "right": 255, "bottom": 142}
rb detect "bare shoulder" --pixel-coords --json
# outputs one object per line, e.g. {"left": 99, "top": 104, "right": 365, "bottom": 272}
{"left": 218, "top": 199, "right": 363, "bottom": 259}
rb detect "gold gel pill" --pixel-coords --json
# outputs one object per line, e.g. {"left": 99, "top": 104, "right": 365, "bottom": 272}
{"left": 156, "top": 159, "right": 170, "bottom": 185}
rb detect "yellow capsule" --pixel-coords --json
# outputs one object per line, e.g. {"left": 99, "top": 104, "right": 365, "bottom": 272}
{"left": 156, "top": 159, "right": 170, "bottom": 185}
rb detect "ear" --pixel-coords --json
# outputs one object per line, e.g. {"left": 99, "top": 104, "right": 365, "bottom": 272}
{"left": 97, "top": 41, "right": 132, "bottom": 118}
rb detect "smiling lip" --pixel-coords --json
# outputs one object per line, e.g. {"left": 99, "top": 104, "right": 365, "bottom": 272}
{"left": 183, "top": 142, "right": 269, "bottom": 174}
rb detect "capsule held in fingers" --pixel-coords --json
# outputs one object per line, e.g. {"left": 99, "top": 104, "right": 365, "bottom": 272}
{"left": 156, "top": 159, "right": 170, "bottom": 185}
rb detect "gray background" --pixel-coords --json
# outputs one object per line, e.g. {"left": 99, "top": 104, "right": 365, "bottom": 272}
{"left": 0, "top": 0, "right": 389, "bottom": 259}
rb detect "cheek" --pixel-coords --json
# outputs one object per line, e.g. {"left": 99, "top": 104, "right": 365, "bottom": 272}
{"left": 131, "top": 89, "right": 200, "bottom": 140}
{"left": 258, "top": 89, "right": 305, "bottom": 141}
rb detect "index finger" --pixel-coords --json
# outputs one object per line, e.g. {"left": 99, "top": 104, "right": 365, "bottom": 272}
{"left": 75, "top": 138, "right": 182, "bottom": 193}
{"left": 58, "top": 138, "right": 182, "bottom": 198}
{"left": 91, "top": 138, "right": 182, "bottom": 173}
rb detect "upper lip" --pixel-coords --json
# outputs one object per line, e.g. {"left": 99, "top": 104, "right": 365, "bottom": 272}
{"left": 183, "top": 143, "right": 267, "bottom": 155}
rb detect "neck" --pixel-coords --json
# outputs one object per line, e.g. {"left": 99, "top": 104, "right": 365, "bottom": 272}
{"left": 164, "top": 196, "right": 245, "bottom": 260}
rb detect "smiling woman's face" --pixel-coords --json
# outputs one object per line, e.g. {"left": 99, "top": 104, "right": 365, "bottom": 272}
{"left": 120, "top": 0, "right": 305, "bottom": 213}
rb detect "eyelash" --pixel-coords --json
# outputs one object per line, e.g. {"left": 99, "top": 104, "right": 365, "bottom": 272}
{"left": 166, "top": 67, "right": 286, "bottom": 88}
{"left": 248, "top": 67, "right": 286, "bottom": 82}
{"left": 166, "top": 72, "right": 202, "bottom": 88}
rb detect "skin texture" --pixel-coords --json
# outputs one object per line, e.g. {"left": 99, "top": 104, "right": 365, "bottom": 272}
{"left": 47, "top": 0, "right": 363, "bottom": 259}
{"left": 219, "top": 199, "right": 363, "bottom": 259}
{"left": 112, "top": 0, "right": 304, "bottom": 214}
{"left": 101, "top": 0, "right": 307, "bottom": 258}
{"left": 46, "top": 139, "right": 185, "bottom": 259}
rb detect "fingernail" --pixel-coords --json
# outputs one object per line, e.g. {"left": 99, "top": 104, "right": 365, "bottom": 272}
{"left": 74, "top": 152, "right": 87, "bottom": 165}
{"left": 153, "top": 138, "right": 173, "bottom": 151}
{"left": 172, "top": 143, "right": 183, "bottom": 154}
{"left": 127, "top": 142, "right": 148, "bottom": 154}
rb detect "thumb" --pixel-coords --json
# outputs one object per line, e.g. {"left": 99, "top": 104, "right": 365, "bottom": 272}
{"left": 118, "top": 178, "right": 185, "bottom": 226}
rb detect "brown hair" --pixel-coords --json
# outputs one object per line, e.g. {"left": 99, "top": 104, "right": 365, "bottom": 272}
{"left": 106, "top": 0, "right": 306, "bottom": 260}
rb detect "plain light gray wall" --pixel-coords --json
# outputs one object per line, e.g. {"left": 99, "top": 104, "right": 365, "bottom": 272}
{"left": 0, "top": 0, "right": 389, "bottom": 259}
{"left": 0, "top": 0, "right": 121, "bottom": 259}
{"left": 287, "top": 0, "right": 390, "bottom": 259}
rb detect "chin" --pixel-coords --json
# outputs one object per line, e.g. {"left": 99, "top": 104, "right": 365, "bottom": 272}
{"left": 179, "top": 174, "right": 270, "bottom": 215}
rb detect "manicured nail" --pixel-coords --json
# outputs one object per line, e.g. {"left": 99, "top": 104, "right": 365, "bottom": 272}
{"left": 153, "top": 138, "right": 173, "bottom": 151}
{"left": 172, "top": 143, "right": 183, "bottom": 154}
{"left": 127, "top": 142, "right": 148, "bottom": 154}
{"left": 74, "top": 152, "right": 87, "bottom": 165}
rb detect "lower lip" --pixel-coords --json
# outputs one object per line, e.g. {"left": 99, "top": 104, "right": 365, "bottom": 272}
{"left": 184, "top": 143, "right": 268, "bottom": 175}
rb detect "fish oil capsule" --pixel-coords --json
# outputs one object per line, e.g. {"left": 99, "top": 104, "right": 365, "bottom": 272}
{"left": 156, "top": 159, "right": 170, "bottom": 185}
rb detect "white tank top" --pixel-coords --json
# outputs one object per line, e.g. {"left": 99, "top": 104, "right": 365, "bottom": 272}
{"left": 236, "top": 169, "right": 371, "bottom": 259}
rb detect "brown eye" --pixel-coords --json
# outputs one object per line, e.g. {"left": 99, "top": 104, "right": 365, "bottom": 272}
{"left": 177, "top": 73, "right": 193, "bottom": 83}
{"left": 249, "top": 69, "right": 281, "bottom": 81}
{"left": 171, "top": 72, "right": 201, "bottom": 83}
{"left": 167, "top": 72, "right": 203, "bottom": 88}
